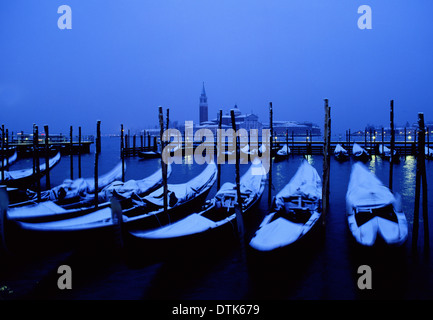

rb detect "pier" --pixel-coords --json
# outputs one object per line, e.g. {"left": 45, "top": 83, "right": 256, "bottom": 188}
{"left": 120, "top": 136, "right": 428, "bottom": 157}
{"left": 4, "top": 132, "right": 93, "bottom": 157}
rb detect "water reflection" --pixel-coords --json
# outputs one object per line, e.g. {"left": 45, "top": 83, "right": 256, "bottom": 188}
{"left": 401, "top": 156, "right": 416, "bottom": 199}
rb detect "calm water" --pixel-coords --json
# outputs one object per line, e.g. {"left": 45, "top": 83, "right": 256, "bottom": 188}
{"left": 1, "top": 136, "right": 433, "bottom": 300}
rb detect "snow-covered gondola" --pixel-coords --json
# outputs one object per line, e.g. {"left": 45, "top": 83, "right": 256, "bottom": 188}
{"left": 346, "top": 162, "right": 408, "bottom": 246}
{"left": 2, "top": 152, "right": 61, "bottom": 187}
{"left": 274, "top": 144, "right": 290, "bottom": 161}
{"left": 334, "top": 144, "right": 349, "bottom": 162}
{"left": 128, "top": 161, "right": 266, "bottom": 244}
{"left": 17, "top": 162, "right": 217, "bottom": 232}
{"left": 8, "top": 164, "right": 170, "bottom": 222}
{"left": 249, "top": 160, "right": 322, "bottom": 252}
{"left": 379, "top": 144, "right": 400, "bottom": 163}
{"left": 352, "top": 143, "right": 370, "bottom": 162}
{"left": 24, "top": 162, "right": 124, "bottom": 204}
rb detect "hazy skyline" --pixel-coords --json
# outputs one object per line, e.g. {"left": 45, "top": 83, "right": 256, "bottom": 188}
{"left": 1, "top": 1, "right": 433, "bottom": 136}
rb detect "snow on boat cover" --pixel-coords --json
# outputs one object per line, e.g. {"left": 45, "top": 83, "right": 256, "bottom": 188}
{"left": 277, "top": 144, "right": 290, "bottom": 156}
{"left": 18, "top": 162, "right": 217, "bottom": 231}
{"left": 26, "top": 162, "right": 124, "bottom": 202}
{"left": 334, "top": 144, "right": 348, "bottom": 155}
{"left": 0, "top": 150, "right": 18, "bottom": 169}
{"left": 353, "top": 143, "right": 365, "bottom": 154}
{"left": 249, "top": 160, "right": 322, "bottom": 251}
{"left": 8, "top": 165, "right": 168, "bottom": 221}
{"left": 346, "top": 162, "right": 408, "bottom": 246}
{"left": 129, "top": 161, "right": 267, "bottom": 239}
{"left": 3, "top": 152, "right": 61, "bottom": 181}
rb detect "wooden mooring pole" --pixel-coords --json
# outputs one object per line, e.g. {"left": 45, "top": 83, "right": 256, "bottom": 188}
{"left": 389, "top": 100, "right": 395, "bottom": 191}
{"left": 78, "top": 126, "right": 82, "bottom": 178}
{"left": 0, "top": 185, "right": 9, "bottom": 255}
{"left": 268, "top": 102, "right": 273, "bottom": 206}
{"left": 44, "top": 125, "right": 51, "bottom": 190}
{"left": 159, "top": 107, "right": 168, "bottom": 218}
{"left": 120, "top": 124, "right": 125, "bottom": 182}
{"left": 34, "top": 124, "right": 41, "bottom": 202}
{"left": 217, "top": 109, "right": 222, "bottom": 190}
{"left": 231, "top": 109, "right": 245, "bottom": 240}
{"left": 70, "top": 126, "right": 73, "bottom": 180}
{"left": 412, "top": 112, "right": 429, "bottom": 250}
{"left": 322, "top": 99, "right": 331, "bottom": 226}
{"left": 1, "top": 125, "right": 4, "bottom": 183}
{"left": 94, "top": 120, "right": 101, "bottom": 209}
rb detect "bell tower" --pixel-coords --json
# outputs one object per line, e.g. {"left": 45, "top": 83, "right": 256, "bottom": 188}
{"left": 199, "top": 82, "right": 208, "bottom": 124}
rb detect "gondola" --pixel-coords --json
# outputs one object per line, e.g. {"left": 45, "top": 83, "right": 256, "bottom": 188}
{"left": 17, "top": 162, "right": 217, "bottom": 232}
{"left": 379, "top": 144, "right": 400, "bottom": 163}
{"left": 352, "top": 143, "right": 370, "bottom": 162}
{"left": 249, "top": 160, "right": 322, "bottom": 252}
{"left": 128, "top": 161, "right": 266, "bottom": 246}
{"left": 0, "top": 149, "right": 18, "bottom": 169}
{"left": 346, "top": 162, "right": 408, "bottom": 246}
{"left": 24, "top": 162, "right": 124, "bottom": 204}
{"left": 138, "top": 150, "right": 161, "bottom": 159}
{"left": 274, "top": 144, "right": 290, "bottom": 161}
{"left": 8, "top": 164, "right": 170, "bottom": 223}
{"left": 2, "top": 152, "right": 61, "bottom": 187}
{"left": 334, "top": 144, "right": 349, "bottom": 162}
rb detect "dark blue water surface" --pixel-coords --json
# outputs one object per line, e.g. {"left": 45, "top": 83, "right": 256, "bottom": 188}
{"left": 1, "top": 136, "right": 433, "bottom": 300}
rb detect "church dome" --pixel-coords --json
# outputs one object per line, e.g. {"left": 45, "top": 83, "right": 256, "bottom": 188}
{"left": 232, "top": 104, "right": 241, "bottom": 116}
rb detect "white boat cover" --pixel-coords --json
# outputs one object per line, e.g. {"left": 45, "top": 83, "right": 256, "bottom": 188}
{"left": 346, "top": 163, "right": 395, "bottom": 207}
{"left": 274, "top": 160, "right": 322, "bottom": 209}
{"left": 97, "top": 164, "right": 171, "bottom": 201}
{"left": 346, "top": 162, "right": 408, "bottom": 246}
{"left": 353, "top": 143, "right": 367, "bottom": 155}
{"left": 8, "top": 165, "right": 167, "bottom": 221}
{"left": 28, "top": 162, "right": 124, "bottom": 201}
{"left": 129, "top": 161, "right": 267, "bottom": 239}
{"left": 143, "top": 162, "right": 217, "bottom": 207}
{"left": 334, "top": 144, "right": 348, "bottom": 154}
{"left": 3, "top": 152, "right": 61, "bottom": 181}
{"left": 277, "top": 144, "right": 290, "bottom": 156}
{"left": 249, "top": 160, "right": 322, "bottom": 251}
{"left": 19, "top": 162, "right": 218, "bottom": 231}
{"left": 1, "top": 151, "right": 18, "bottom": 168}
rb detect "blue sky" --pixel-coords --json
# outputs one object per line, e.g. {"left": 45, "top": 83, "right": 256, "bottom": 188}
{"left": 1, "top": 1, "right": 433, "bottom": 135}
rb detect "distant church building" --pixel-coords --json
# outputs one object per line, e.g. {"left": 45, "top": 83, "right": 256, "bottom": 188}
{"left": 199, "top": 82, "right": 208, "bottom": 124}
